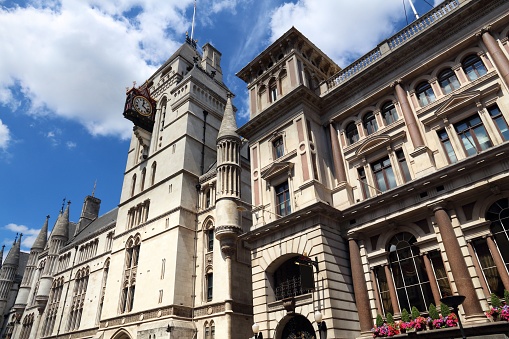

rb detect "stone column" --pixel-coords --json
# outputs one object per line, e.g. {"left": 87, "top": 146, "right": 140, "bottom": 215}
{"left": 432, "top": 204, "right": 484, "bottom": 318}
{"left": 479, "top": 26, "right": 509, "bottom": 89}
{"left": 392, "top": 81, "right": 425, "bottom": 149}
{"left": 485, "top": 234, "right": 509, "bottom": 291}
{"left": 383, "top": 264, "right": 400, "bottom": 315}
{"left": 329, "top": 122, "right": 347, "bottom": 183}
{"left": 348, "top": 238, "right": 373, "bottom": 334}
{"left": 421, "top": 253, "right": 442, "bottom": 306}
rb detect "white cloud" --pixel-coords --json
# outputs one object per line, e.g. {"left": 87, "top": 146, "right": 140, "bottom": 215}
{"left": 0, "top": 119, "right": 10, "bottom": 150}
{"left": 4, "top": 223, "right": 41, "bottom": 250}
{"left": 66, "top": 141, "right": 77, "bottom": 149}
{"left": 269, "top": 0, "right": 404, "bottom": 67}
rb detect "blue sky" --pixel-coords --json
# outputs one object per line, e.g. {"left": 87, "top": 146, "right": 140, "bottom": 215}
{"left": 0, "top": 0, "right": 442, "bottom": 256}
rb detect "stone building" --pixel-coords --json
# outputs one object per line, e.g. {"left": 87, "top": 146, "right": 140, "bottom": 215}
{"left": 2, "top": 36, "right": 253, "bottom": 339}
{"left": 237, "top": 0, "right": 509, "bottom": 338}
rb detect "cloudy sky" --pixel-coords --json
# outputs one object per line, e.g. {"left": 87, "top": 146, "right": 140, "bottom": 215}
{"left": 0, "top": 0, "right": 443, "bottom": 256}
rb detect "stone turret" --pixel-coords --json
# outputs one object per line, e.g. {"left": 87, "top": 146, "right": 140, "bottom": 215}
{"left": 36, "top": 202, "right": 70, "bottom": 311}
{"left": 0, "top": 235, "right": 22, "bottom": 318}
{"left": 74, "top": 195, "right": 101, "bottom": 236}
{"left": 13, "top": 216, "right": 49, "bottom": 314}
{"left": 215, "top": 93, "right": 242, "bottom": 256}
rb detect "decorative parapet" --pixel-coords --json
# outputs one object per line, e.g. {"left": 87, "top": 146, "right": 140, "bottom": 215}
{"left": 320, "top": 0, "right": 460, "bottom": 94}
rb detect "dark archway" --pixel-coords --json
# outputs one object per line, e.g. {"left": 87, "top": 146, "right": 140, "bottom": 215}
{"left": 280, "top": 314, "right": 316, "bottom": 339}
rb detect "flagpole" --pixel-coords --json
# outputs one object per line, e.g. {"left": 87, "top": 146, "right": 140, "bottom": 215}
{"left": 191, "top": 0, "right": 197, "bottom": 40}
{"left": 408, "top": 0, "right": 419, "bottom": 20}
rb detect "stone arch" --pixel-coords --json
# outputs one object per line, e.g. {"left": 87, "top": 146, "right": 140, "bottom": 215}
{"left": 454, "top": 47, "right": 486, "bottom": 65}
{"left": 274, "top": 313, "right": 316, "bottom": 339}
{"left": 430, "top": 61, "right": 457, "bottom": 79}
{"left": 471, "top": 190, "right": 509, "bottom": 223}
{"left": 111, "top": 328, "right": 134, "bottom": 339}
{"left": 375, "top": 223, "right": 429, "bottom": 253}
{"left": 409, "top": 75, "right": 434, "bottom": 92}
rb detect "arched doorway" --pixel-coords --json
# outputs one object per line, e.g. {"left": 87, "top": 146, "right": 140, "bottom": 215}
{"left": 111, "top": 329, "right": 133, "bottom": 339}
{"left": 280, "top": 314, "right": 316, "bottom": 339}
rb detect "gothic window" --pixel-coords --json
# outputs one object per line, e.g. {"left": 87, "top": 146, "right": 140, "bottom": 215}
{"left": 363, "top": 112, "right": 378, "bottom": 135}
{"left": 105, "top": 232, "right": 114, "bottom": 251}
{"left": 151, "top": 162, "right": 157, "bottom": 186}
{"left": 437, "top": 129, "right": 457, "bottom": 164}
{"left": 19, "top": 314, "right": 34, "bottom": 339}
{"left": 381, "top": 102, "right": 398, "bottom": 126}
{"left": 415, "top": 81, "right": 436, "bottom": 107}
{"left": 462, "top": 54, "right": 487, "bottom": 81}
{"left": 131, "top": 174, "right": 137, "bottom": 197}
{"left": 273, "top": 137, "right": 284, "bottom": 159}
{"left": 388, "top": 233, "right": 434, "bottom": 312}
{"left": 140, "top": 168, "right": 146, "bottom": 191}
{"left": 488, "top": 104, "right": 509, "bottom": 141}
{"left": 42, "top": 277, "right": 64, "bottom": 337}
{"left": 454, "top": 113, "right": 492, "bottom": 156}
{"left": 345, "top": 122, "right": 359, "bottom": 145}
{"left": 206, "top": 227, "right": 214, "bottom": 252}
{"left": 275, "top": 181, "right": 291, "bottom": 217}
{"left": 206, "top": 272, "right": 213, "bottom": 301}
{"left": 127, "top": 200, "right": 150, "bottom": 229}
{"left": 438, "top": 68, "right": 460, "bottom": 95}
{"left": 371, "top": 156, "right": 397, "bottom": 192}
{"left": 120, "top": 235, "right": 140, "bottom": 313}
{"left": 357, "top": 167, "right": 371, "bottom": 199}
{"left": 395, "top": 149, "right": 411, "bottom": 183}
{"left": 67, "top": 267, "right": 89, "bottom": 331}
{"left": 97, "top": 259, "right": 109, "bottom": 324}
{"left": 273, "top": 256, "right": 313, "bottom": 300}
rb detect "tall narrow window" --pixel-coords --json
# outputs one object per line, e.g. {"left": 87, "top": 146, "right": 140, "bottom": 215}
{"left": 206, "top": 273, "right": 213, "bottom": 301}
{"left": 131, "top": 174, "right": 137, "bottom": 197}
{"left": 363, "top": 112, "right": 378, "bottom": 135}
{"left": 97, "top": 260, "right": 109, "bottom": 325}
{"left": 42, "top": 277, "right": 64, "bottom": 337}
{"left": 427, "top": 251, "right": 452, "bottom": 298}
{"left": 345, "top": 122, "right": 359, "bottom": 145}
{"left": 374, "top": 266, "right": 393, "bottom": 314}
{"left": 381, "top": 102, "right": 398, "bottom": 126}
{"left": 151, "top": 162, "right": 157, "bottom": 186}
{"left": 371, "top": 157, "right": 396, "bottom": 192}
{"left": 454, "top": 114, "right": 492, "bottom": 156}
{"left": 207, "top": 228, "right": 214, "bottom": 252}
{"left": 416, "top": 81, "right": 436, "bottom": 107}
{"left": 120, "top": 235, "right": 140, "bottom": 313}
{"left": 275, "top": 181, "right": 291, "bottom": 217}
{"left": 140, "top": 168, "right": 146, "bottom": 191}
{"left": 269, "top": 78, "right": 277, "bottom": 102}
{"left": 437, "top": 129, "right": 457, "bottom": 164}
{"left": 395, "top": 150, "right": 411, "bottom": 183}
{"left": 357, "top": 167, "right": 371, "bottom": 199}
{"left": 462, "top": 54, "right": 487, "bottom": 81}
{"left": 273, "top": 137, "right": 284, "bottom": 159}
{"left": 67, "top": 267, "right": 89, "bottom": 331}
{"left": 488, "top": 104, "right": 509, "bottom": 141}
{"left": 438, "top": 68, "right": 460, "bottom": 95}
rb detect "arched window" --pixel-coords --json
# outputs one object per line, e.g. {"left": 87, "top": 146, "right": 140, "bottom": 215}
{"left": 273, "top": 137, "right": 284, "bottom": 159}
{"left": 140, "top": 168, "right": 146, "bottom": 191}
{"left": 438, "top": 68, "right": 460, "bottom": 94}
{"left": 130, "top": 174, "right": 137, "bottom": 197}
{"left": 205, "top": 221, "right": 214, "bottom": 252}
{"left": 381, "top": 102, "right": 398, "bottom": 126}
{"left": 473, "top": 198, "right": 509, "bottom": 296}
{"left": 415, "top": 81, "right": 436, "bottom": 107}
{"left": 150, "top": 162, "right": 157, "bottom": 186}
{"left": 462, "top": 54, "right": 487, "bottom": 81}
{"left": 363, "top": 112, "right": 378, "bottom": 135}
{"left": 120, "top": 235, "right": 140, "bottom": 313}
{"left": 345, "top": 122, "right": 359, "bottom": 144}
{"left": 273, "top": 256, "right": 313, "bottom": 300}
{"left": 388, "top": 233, "right": 433, "bottom": 312}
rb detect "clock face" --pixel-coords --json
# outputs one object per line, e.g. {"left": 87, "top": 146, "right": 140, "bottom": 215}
{"left": 133, "top": 96, "right": 152, "bottom": 116}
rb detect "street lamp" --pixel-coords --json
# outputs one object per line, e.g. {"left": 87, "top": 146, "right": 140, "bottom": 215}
{"left": 314, "top": 311, "right": 327, "bottom": 339}
{"left": 440, "top": 295, "right": 466, "bottom": 339}
{"left": 252, "top": 323, "right": 263, "bottom": 339}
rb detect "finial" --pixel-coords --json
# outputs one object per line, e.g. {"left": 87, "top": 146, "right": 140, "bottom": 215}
{"left": 92, "top": 180, "right": 97, "bottom": 197}
{"left": 46, "top": 215, "right": 50, "bottom": 220}
{"left": 61, "top": 198, "right": 66, "bottom": 213}
{"left": 13, "top": 233, "right": 18, "bottom": 245}
{"left": 19, "top": 233, "right": 23, "bottom": 242}
{"left": 67, "top": 200, "right": 71, "bottom": 206}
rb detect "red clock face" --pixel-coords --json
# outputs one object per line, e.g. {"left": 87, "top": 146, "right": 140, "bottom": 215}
{"left": 133, "top": 96, "right": 152, "bottom": 116}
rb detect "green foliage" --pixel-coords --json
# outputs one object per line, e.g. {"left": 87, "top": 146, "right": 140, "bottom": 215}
{"left": 504, "top": 290, "right": 509, "bottom": 304}
{"left": 376, "top": 314, "right": 384, "bottom": 327}
{"left": 428, "top": 304, "right": 439, "bottom": 320}
{"left": 440, "top": 303, "right": 451, "bottom": 316}
{"left": 411, "top": 306, "right": 421, "bottom": 320}
{"left": 491, "top": 293, "right": 502, "bottom": 308}
{"left": 401, "top": 308, "right": 410, "bottom": 322}
{"left": 387, "top": 313, "right": 395, "bottom": 325}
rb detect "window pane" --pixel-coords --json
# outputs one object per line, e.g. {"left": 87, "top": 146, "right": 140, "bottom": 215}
{"left": 473, "top": 125, "right": 491, "bottom": 151}
{"left": 386, "top": 167, "right": 397, "bottom": 189}
{"left": 375, "top": 172, "right": 388, "bottom": 192}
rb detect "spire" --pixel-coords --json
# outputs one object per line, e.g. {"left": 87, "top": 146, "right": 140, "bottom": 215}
{"left": 51, "top": 201, "right": 70, "bottom": 240}
{"left": 217, "top": 93, "right": 239, "bottom": 141}
{"left": 0, "top": 245, "right": 4, "bottom": 267}
{"left": 32, "top": 215, "right": 50, "bottom": 251}
{"left": 3, "top": 234, "right": 21, "bottom": 267}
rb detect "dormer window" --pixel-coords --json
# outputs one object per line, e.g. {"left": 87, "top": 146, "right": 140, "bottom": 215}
{"left": 273, "top": 137, "right": 284, "bottom": 159}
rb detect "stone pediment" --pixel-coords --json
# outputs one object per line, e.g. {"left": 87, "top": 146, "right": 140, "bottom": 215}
{"left": 355, "top": 135, "right": 391, "bottom": 157}
{"left": 260, "top": 161, "right": 294, "bottom": 181}
{"left": 434, "top": 90, "right": 481, "bottom": 119}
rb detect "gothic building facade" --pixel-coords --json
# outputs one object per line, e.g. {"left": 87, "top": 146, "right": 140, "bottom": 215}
{"left": 237, "top": 0, "right": 509, "bottom": 338}
{"left": 1, "top": 38, "right": 253, "bottom": 339}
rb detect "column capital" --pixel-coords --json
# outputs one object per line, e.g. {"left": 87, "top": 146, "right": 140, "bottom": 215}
{"left": 476, "top": 25, "right": 492, "bottom": 38}
{"left": 390, "top": 79, "right": 403, "bottom": 88}
{"left": 428, "top": 200, "right": 448, "bottom": 213}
